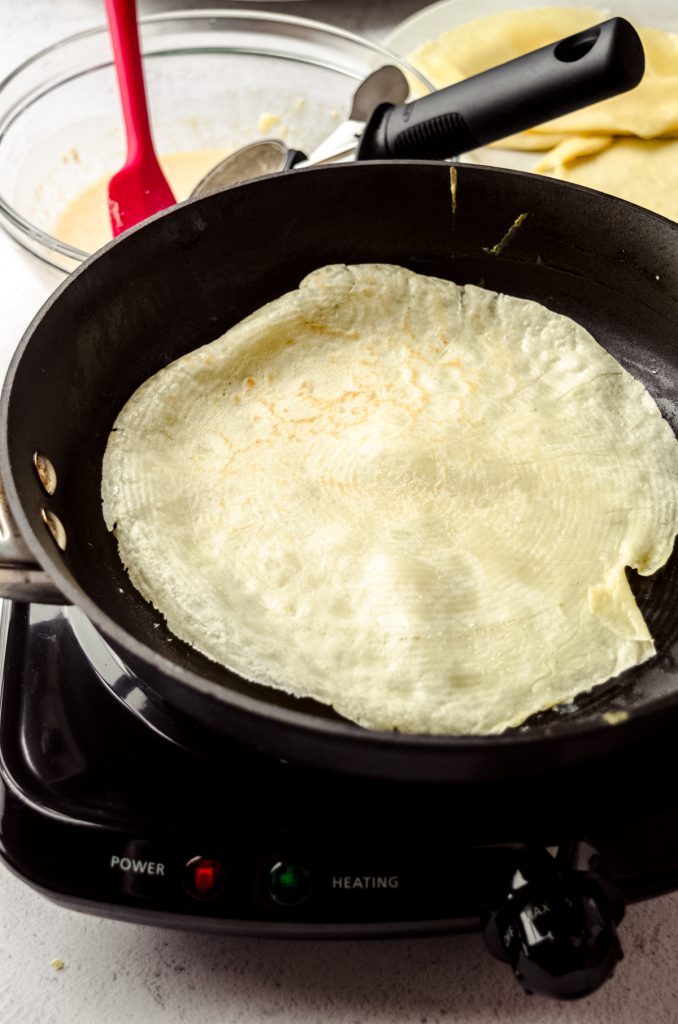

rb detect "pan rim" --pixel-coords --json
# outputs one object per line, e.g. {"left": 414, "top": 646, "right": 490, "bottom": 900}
{"left": 3, "top": 159, "right": 678, "bottom": 767}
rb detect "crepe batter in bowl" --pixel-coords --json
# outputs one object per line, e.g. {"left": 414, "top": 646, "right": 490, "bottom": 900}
{"left": 0, "top": 10, "right": 431, "bottom": 273}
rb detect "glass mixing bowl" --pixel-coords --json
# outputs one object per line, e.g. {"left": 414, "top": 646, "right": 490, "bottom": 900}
{"left": 0, "top": 10, "right": 432, "bottom": 274}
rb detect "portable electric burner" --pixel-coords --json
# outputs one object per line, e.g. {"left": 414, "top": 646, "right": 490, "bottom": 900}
{"left": 3, "top": 156, "right": 678, "bottom": 1006}
{"left": 2, "top": 597, "right": 678, "bottom": 1001}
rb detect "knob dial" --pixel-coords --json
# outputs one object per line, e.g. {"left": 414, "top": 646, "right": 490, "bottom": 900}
{"left": 483, "top": 843, "right": 625, "bottom": 1000}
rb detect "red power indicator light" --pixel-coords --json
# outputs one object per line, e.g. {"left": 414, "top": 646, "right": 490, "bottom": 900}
{"left": 195, "top": 864, "right": 216, "bottom": 891}
{"left": 184, "top": 857, "right": 226, "bottom": 900}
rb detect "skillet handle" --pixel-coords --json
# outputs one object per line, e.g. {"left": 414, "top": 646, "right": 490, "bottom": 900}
{"left": 0, "top": 488, "right": 65, "bottom": 603}
{"left": 357, "top": 17, "right": 644, "bottom": 160}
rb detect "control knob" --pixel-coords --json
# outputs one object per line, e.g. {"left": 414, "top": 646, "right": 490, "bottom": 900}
{"left": 483, "top": 842, "right": 625, "bottom": 1000}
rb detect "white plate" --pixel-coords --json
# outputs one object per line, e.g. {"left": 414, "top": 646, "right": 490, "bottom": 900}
{"left": 383, "top": 0, "right": 678, "bottom": 173}
{"left": 383, "top": 0, "right": 678, "bottom": 56}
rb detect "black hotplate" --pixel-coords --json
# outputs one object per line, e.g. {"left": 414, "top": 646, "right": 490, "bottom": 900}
{"left": 2, "top": 599, "right": 678, "bottom": 996}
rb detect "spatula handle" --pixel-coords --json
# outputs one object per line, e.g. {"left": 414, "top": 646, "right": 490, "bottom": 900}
{"left": 105, "top": 0, "right": 154, "bottom": 160}
{"left": 357, "top": 18, "right": 644, "bottom": 160}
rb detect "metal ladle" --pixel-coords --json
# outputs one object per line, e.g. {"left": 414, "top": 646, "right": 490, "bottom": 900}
{"left": 189, "top": 65, "right": 410, "bottom": 198}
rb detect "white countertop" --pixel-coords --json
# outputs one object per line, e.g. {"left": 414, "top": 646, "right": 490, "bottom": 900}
{"left": 2, "top": 1, "right": 678, "bottom": 1021}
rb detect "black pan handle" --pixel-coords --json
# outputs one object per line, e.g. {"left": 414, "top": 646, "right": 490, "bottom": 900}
{"left": 357, "top": 17, "right": 644, "bottom": 161}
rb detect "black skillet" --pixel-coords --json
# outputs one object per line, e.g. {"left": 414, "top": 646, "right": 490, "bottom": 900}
{"left": 0, "top": 16, "right": 653, "bottom": 783}
{"left": 2, "top": 158, "right": 678, "bottom": 785}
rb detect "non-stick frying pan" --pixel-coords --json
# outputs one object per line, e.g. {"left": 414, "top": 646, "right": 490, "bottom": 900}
{"left": 2, "top": 161, "right": 678, "bottom": 784}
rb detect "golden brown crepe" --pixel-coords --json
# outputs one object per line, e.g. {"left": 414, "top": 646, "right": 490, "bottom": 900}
{"left": 102, "top": 264, "right": 678, "bottom": 734}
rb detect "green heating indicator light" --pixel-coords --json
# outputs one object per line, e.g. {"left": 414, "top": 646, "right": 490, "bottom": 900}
{"left": 268, "top": 861, "right": 312, "bottom": 906}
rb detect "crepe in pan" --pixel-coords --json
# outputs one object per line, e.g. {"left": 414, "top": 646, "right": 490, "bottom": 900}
{"left": 101, "top": 263, "right": 678, "bottom": 734}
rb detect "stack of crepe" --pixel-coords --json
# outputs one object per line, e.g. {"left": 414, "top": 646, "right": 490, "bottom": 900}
{"left": 408, "top": 6, "right": 678, "bottom": 220}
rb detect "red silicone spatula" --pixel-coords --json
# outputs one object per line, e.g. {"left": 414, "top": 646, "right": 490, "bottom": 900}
{"left": 104, "top": 0, "right": 176, "bottom": 236}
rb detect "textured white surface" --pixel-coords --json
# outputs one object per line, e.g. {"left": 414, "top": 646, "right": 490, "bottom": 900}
{"left": 3, "top": 867, "right": 678, "bottom": 1023}
{"left": 2, "top": 1, "right": 678, "bottom": 1020}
